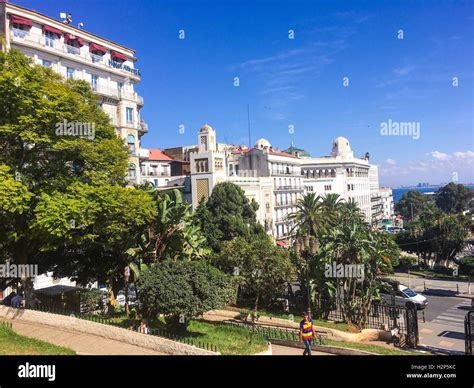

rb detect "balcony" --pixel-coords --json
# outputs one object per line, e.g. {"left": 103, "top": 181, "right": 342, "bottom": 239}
{"left": 142, "top": 171, "right": 170, "bottom": 177}
{"left": 274, "top": 201, "right": 298, "bottom": 208}
{"left": 138, "top": 121, "right": 148, "bottom": 134}
{"left": 271, "top": 171, "right": 303, "bottom": 176}
{"left": 10, "top": 29, "right": 141, "bottom": 79}
{"left": 120, "top": 90, "right": 144, "bottom": 105}
{"left": 274, "top": 185, "right": 304, "bottom": 191}
{"left": 95, "top": 84, "right": 119, "bottom": 99}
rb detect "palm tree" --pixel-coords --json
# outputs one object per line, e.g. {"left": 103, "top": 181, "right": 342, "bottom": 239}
{"left": 288, "top": 193, "right": 325, "bottom": 237}
{"left": 320, "top": 193, "right": 344, "bottom": 227}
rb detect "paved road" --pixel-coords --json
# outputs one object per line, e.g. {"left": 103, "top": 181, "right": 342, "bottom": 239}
{"left": 417, "top": 295, "right": 471, "bottom": 354}
{"left": 2, "top": 319, "right": 165, "bottom": 355}
{"left": 388, "top": 275, "right": 472, "bottom": 354}
{"left": 390, "top": 273, "right": 472, "bottom": 296}
{"left": 271, "top": 344, "right": 334, "bottom": 356}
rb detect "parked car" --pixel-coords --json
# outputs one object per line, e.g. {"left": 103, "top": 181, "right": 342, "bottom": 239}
{"left": 380, "top": 283, "right": 428, "bottom": 310}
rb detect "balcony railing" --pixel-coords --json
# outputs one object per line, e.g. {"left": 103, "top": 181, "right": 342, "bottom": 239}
{"left": 272, "top": 171, "right": 303, "bottom": 176}
{"left": 142, "top": 171, "right": 170, "bottom": 177}
{"left": 275, "top": 201, "right": 298, "bottom": 207}
{"left": 120, "top": 90, "right": 144, "bottom": 105}
{"left": 10, "top": 29, "right": 141, "bottom": 78}
{"left": 95, "top": 84, "right": 119, "bottom": 98}
{"left": 138, "top": 121, "right": 148, "bottom": 133}
{"left": 274, "top": 185, "right": 304, "bottom": 191}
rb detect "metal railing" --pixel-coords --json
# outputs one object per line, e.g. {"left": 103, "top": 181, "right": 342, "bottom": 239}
{"left": 27, "top": 304, "right": 218, "bottom": 353}
{"left": 274, "top": 185, "right": 304, "bottom": 191}
{"left": 11, "top": 29, "right": 141, "bottom": 78}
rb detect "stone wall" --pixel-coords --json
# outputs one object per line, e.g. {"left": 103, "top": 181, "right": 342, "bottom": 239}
{"left": 0, "top": 306, "right": 219, "bottom": 355}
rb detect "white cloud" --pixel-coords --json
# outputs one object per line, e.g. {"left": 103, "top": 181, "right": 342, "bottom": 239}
{"left": 379, "top": 150, "right": 474, "bottom": 186}
{"left": 430, "top": 151, "right": 450, "bottom": 161}
{"left": 393, "top": 66, "right": 416, "bottom": 76}
{"left": 385, "top": 158, "right": 396, "bottom": 165}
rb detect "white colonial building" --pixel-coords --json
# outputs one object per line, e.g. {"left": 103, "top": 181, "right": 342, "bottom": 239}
{"left": 301, "top": 137, "right": 374, "bottom": 223}
{"left": 0, "top": 1, "right": 147, "bottom": 184}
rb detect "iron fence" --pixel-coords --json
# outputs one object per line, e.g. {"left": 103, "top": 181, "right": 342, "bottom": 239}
{"left": 465, "top": 311, "right": 473, "bottom": 356}
{"left": 27, "top": 304, "right": 217, "bottom": 352}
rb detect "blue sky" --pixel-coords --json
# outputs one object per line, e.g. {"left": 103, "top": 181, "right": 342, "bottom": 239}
{"left": 16, "top": 0, "right": 474, "bottom": 187}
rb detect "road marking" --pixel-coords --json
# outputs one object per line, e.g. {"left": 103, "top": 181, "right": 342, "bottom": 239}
{"left": 420, "top": 328, "right": 434, "bottom": 334}
{"left": 438, "top": 340, "right": 454, "bottom": 348}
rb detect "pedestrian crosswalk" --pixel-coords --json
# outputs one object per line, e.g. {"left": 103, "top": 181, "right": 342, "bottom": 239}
{"left": 431, "top": 300, "right": 471, "bottom": 328}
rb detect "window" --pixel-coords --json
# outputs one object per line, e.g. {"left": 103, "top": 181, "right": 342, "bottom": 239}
{"left": 117, "top": 82, "right": 123, "bottom": 91}
{"left": 42, "top": 59, "right": 52, "bottom": 68}
{"left": 91, "top": 74, "right": 98, "bottom": 91}
{"left": 126, "top": 107, "right": 134, "bottom": 124}
{"left": 127, "top": 134, "right": 136, "bottom": 153}
{"left": 324, "top": 185, "right": 332, "bottom": 191}
{"left": 44, "top": 30, "right": 55, "bottom": 48}
{"left": 128, "top": 163, "right": 136, "bottom": 180}
{"left": 66, "top": 67, "right": 74, "bottom": 80}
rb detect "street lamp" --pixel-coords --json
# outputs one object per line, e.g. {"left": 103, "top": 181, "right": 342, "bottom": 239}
{"left": 294, "top": 235, "right": 319, "bottom": 317}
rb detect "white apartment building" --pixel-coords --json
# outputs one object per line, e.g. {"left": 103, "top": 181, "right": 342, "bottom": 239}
{"left": 0, "top": 1, "right": 147, "bottom": 184}
{"left": 140, "top": 148, "right": 175, "bottom": 187}
{"left": 234, "top": 138, "right": 303, "bottom": 240}
{"left": 379, "top": 187, "right": 394, "bottom": 221}
{"left": 189, "top": 125, "right": 302, "bottom": 241}
{"left": 369, "top": 165, "right": 384, "bottom": 227}
{"left": 0, "top": 2, "right": 148, "bottom": 298}
{"left": 301, "top": 137, "right": 373, "bottom": 222}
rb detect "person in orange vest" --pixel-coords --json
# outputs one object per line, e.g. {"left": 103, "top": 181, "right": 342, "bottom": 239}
{"left": 299, "top": 311, "right": 315, "bottom": 356}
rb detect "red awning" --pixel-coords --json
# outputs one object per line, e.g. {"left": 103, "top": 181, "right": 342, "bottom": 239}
{"left": 89, "top": 42, "right": 107, "bottom": 55}
{"left": 42, "top": 25, "right": 63, "bottom": 36}
{"left": 111, "top": 50, "right": 128, "bottom": 62}
{"left": 10, "top": 14, "right": 32, "bottom": 27}
{"left": 64, "top": 33, "right": 85, "bottom": 46}
{"left": 276, "top": 241, "right": 289, "bottom": 248}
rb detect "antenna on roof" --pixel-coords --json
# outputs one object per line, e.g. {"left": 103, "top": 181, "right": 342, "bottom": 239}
{"left": 247, "top": 104, "right": 251, "bottom": 148}
{"left": 60, "top": 12, "right": 72, "bottom": 24}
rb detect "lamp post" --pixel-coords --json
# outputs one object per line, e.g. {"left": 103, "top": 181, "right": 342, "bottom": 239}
{"left": 295, "top": 236, "right": 319, "bottom": 317}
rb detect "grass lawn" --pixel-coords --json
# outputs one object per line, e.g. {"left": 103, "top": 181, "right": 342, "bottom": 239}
{"left": 0, "top": 324, "right": 75, "bottom": 355}
{"left": 324, "top": 338, "right": 416, "bottom": 355}
{"left": 99, "top": 315, "right": 268, "bottom": 355}
{"left": 185, "top": 320, "right": 268, "bottom": 355}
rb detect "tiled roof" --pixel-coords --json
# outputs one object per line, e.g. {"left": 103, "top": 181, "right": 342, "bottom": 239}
{"left": 148, "top": 149, "right": 173, "bottom": 161}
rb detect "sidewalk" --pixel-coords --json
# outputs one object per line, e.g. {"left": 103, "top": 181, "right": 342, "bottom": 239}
{"left": 2, "top": 319, "right": 165, "bottom": 355}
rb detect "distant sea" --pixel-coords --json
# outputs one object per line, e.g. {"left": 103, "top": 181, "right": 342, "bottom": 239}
{"left": 392, "top": 185, "right": 474, "bottom": 202}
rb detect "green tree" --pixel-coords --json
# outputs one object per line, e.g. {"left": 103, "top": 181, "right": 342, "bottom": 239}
{"left": 397, "top": 213, "right": 468, "bottom": 268}
{"left": 137, "top": 260, "right": 236, "bottom": 332}
{"left": 193, "top": 182, "right": 265, "bottom": 252}
{"left": 0, "top": 49, "right": 153, "bottom": 306}
{"left": 458, "top": 256, "right": 474, "bottom": 294}
{"left": 395, "top": 191, "right": 433, "bottom": 221}
{"left": 144, "top": 189, "right": 209, "bottom": 262}
{"left": 436, "top": 183, "right": 474, "bottom": 214}
{"left": 288, "top": 193, "right": 325, "bottom": 237}
{"left": 212, "top": 236, "right": 294, "bottom": 317}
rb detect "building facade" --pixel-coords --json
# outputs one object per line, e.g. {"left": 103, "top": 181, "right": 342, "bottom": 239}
{"left": 0, "top": 1, "right": 147, "bottom": 184}
{"left": 379, "top": 187, "right": 394, "bottom": 222}
{"left": 301, "top": 137, "right": 373, "bottom": 223}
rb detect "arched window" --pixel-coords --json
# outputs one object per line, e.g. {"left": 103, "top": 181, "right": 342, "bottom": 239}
{"left": 128, "top": 163, "right": 136, "bottom": 180}
{"left": 127, "top": 134, "right": 136, "bottom": 153}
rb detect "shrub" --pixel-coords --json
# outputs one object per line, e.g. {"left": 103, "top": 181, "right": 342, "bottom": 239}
{"left": 137, "top": 260, "right": 237, "bottom": 332}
